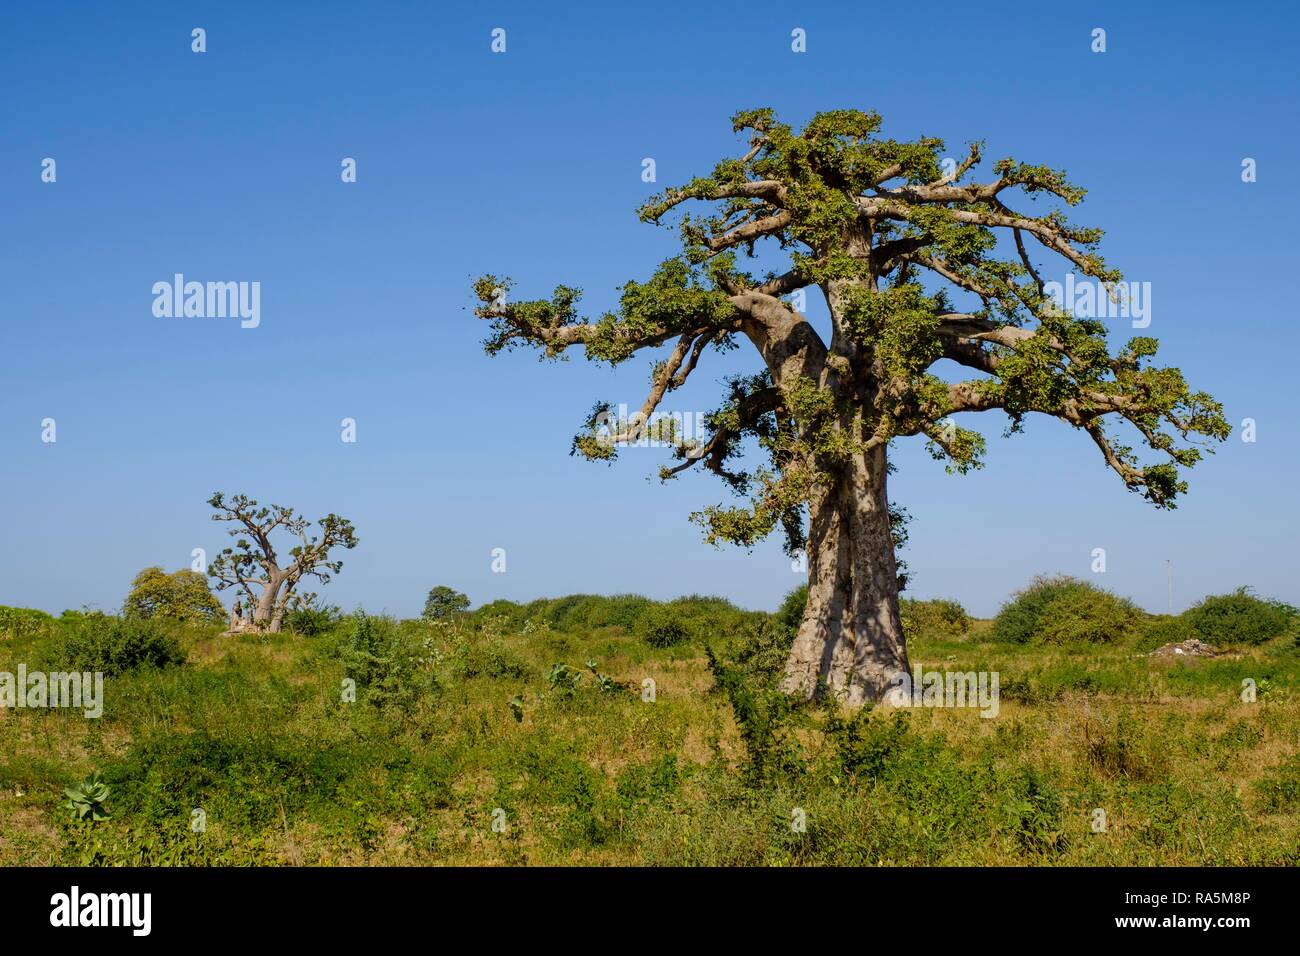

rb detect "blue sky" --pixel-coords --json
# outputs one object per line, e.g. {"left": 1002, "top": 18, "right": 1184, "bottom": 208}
{"left": 2, "top": 0, "right": 1297, "bottom": 618}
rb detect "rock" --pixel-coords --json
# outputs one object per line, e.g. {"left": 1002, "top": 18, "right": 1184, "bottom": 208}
{"left": 1151, "top": 637, "right": 1218, "bottom": 658}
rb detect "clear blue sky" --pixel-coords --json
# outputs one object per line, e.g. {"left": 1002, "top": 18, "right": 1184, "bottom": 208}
{"left": 3, "top": 1, "right": 1297, "bottom": 618}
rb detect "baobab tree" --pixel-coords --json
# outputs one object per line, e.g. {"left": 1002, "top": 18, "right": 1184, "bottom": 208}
{"left": 206, "top": 492, "right": 358, "bottom": 632}
{"left": 474, "top": 108, "right": 1228, "bottom": 705}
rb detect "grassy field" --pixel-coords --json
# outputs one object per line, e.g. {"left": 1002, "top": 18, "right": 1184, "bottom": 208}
{"left": 1, "top": 588, "right": 1297, "bottom": 866}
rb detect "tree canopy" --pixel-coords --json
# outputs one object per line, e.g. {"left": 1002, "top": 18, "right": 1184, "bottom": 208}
{"left": 123, "top": 566, "right": 223, "bottom": 624}
{"left": 476, "top": 107, "right": 1229, "bottom": 556}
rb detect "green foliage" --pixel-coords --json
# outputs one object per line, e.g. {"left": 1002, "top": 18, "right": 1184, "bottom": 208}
{"left": 0, "top": 606, "right": 56, "bottom": 639}
{"left": 706, "top": 617, "right": 804, "bottom": 786}
{"left": 423, "top": 585, "right": 470, "bottom": 622}
{"left": 60, "top": 772, "right": 111, "bottom": 822}
{"left": 991, "top": 575, "right": 1142, "bottom": 645}
{"left": 900, "top": 597, "right": 970, "bottom": 636}
{"left": 1134, "top": 614, "right": 1198, "bottom": 651}
{"left": 476, "top": 106, "right": 1229, "bottom": 584}
{"left": 1181, "top": 588, "right": 1296, "bottom": 647}
{"left": 123, "top": 566, "right": 223, "bottom": 624}
{"left": 334, "top": 611, "right": 437, "bottom": 711}
{"left": 776, "top": 585, "right": 807, "bottom": 636}
{"left": 637, "top": 604, "right": 691, "bottom": 648}
{"left": 46, "top": 613, "right": 185, "bottom": 676}
{"left": 546, "top": 662, "right": 583, "bottom": 695}
{"left": 8, "top": 585, "right": 1298, "bottom": 867}
{"left": 285, "top": 597, "right": 342, "bottom": 636}
{"left": 1003, "top": 766, "right": 1066, "bottom": 855}
{"left": 585, "top": 659, "right": 629, "bottom": 694}
{"left": 451, "top": 639, "right": 530, "bottom": 680}
{"left": 1255, "top": 754, "right": 1300, "bottom": 813}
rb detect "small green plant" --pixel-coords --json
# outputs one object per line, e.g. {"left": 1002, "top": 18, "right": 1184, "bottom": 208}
{"left": 61, "top": 772, "right": 111, "bottom": 822}
{"left": 546, "top": 662, "right": 583, "bottom": 694}
{"left": 508, "top": 695, "right": 525, "bottom": 722}
{"left": 585, "top": 659, "right": 628, "bottom": 694}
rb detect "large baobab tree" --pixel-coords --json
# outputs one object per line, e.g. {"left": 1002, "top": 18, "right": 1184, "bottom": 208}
{"left": 206, "top": 492, "right": 358, "bottom": 632}
{"left": 473, "top": 108, "right": 1228, "bottom": 706}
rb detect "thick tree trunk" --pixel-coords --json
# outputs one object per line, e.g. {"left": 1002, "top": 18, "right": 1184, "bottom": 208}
{"left": 251, "top": 575, "right": 284, "bottom": 631}
{"left": 781, "top": 442, "right": 909, "bottom": 706}
{"left": 269, "top": 586, "right": 293, "bottom": 633}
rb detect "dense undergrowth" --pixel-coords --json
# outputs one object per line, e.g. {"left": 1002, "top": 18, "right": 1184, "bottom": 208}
{"left": 1, "top": 579, "right": 1297, "bottom": 866}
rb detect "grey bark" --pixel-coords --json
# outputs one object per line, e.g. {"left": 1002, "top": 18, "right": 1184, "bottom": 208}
{"left": 780, "top": 441, "right": 909, "bottom": 705}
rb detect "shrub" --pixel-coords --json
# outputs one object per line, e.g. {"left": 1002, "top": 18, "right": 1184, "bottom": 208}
{"left": 454, "top": 640, "right": 530, "bottom": 680}
{"left": 991, "top": 575, "right": 1141, "bottom": 645}
{"left": 0, "top": 606, "right": 56, "bottom": 640}
{"left": 49, "top": 613, "right": 185, "bottom": 676}
{"left": 901, "top": 597, "right": 970, "bottom": 636}
{"left": 285, "top": 599, "right": 342, "bottom": 636}
{"left": 636, "top": 605, "right": 691, "bottom": 648}
{"left": 1255, "top": 754, "right": 1300, "bottom": 813}
{"left": 123, "top": 566, "right": 223, "bottom": 624}
{"left": 1182, "top": 588, "right": 1296, "bottom": 647}
{"left": 1135, "top": 615, "right": 1198, "bottom": 652}
{"left": 776, "top": 585, "right": 807, "bottom": 636}
{"left": 335, "top": 610, "right": 436, "bottom": 710}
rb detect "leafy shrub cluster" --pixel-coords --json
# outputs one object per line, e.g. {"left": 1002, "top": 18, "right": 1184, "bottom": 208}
{"left": 991, "top": 575, "right": 1142, "bottom": 645}
{"left": 637, "top": 605, "right": 691, "bottom": 648}
{"left": 43, "top": 613, "right": 185, "bottom": 676}
{"left": 122, "top": 567, "right": 223, "bottom": 624}
{"left": 901, "top": 597, "right": 970, "bottom": 636}
{"left": 705, "top": 615, "right": 804, "bottom": 786}
{"left": 768, "top": 587, "right": 970, "bottom": 640}
{"left": 470, "top": 592, "right": 755, "bottom": 649}
{"left": 285, "top": 599, "right": 343, "bottom": 636}
{"left": 1181, "top": 588, "right": 1296, "bottom": 647}
{"left": 0, "top": 606, "right": 57, "bottom": 640}
{"left": 333, "top": 611, "right": 437, "bottom": 710}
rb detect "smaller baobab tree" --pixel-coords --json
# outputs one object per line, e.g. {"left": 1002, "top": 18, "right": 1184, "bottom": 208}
{"left": 206, "top": 492, "right": 358, "bottom": 632}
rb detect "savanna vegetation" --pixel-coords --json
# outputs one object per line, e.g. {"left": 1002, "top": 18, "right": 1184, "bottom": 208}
{"left": 1, "top": 576, "right": 1296, "bottom": 866}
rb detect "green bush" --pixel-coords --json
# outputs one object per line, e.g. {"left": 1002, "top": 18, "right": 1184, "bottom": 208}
{"left": 901, "top": 597, "right": 970, "bottom": 636}
{"left": 1135, "top": 615, "right": 1198, "bottom": 652}
{"left": 453, "top": 639, "right": 530, "bottom": 680}
{"left": 0, "top": 606, "right": 57, "bottom": 640}
{"left": 1255, "top": 754, "right": 1300, "bottom": 813}
{"left": 1182, "top": 588, "right": 1296, "bottom": 647}
{"left": 334, "top": 610, "right": 436, "bottom": 710}
{"left": 46, "top": 613, "right": 185, "bottom": 676}
{"left": 637, "top": 605, "right": 691, "bottom": 648}
{"left": 776, "top": 585, "right": 807, "bottom": 636}
{"left": 285, "top": 599, "right": 342, "bottom": 636}
{"left": 991, "top": 575, "right": 1142, "bottom": 645}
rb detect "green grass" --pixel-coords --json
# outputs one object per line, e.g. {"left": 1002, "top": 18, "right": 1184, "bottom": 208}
{"left": 1, "top": 595, "right": 1297, "bottom": 866}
